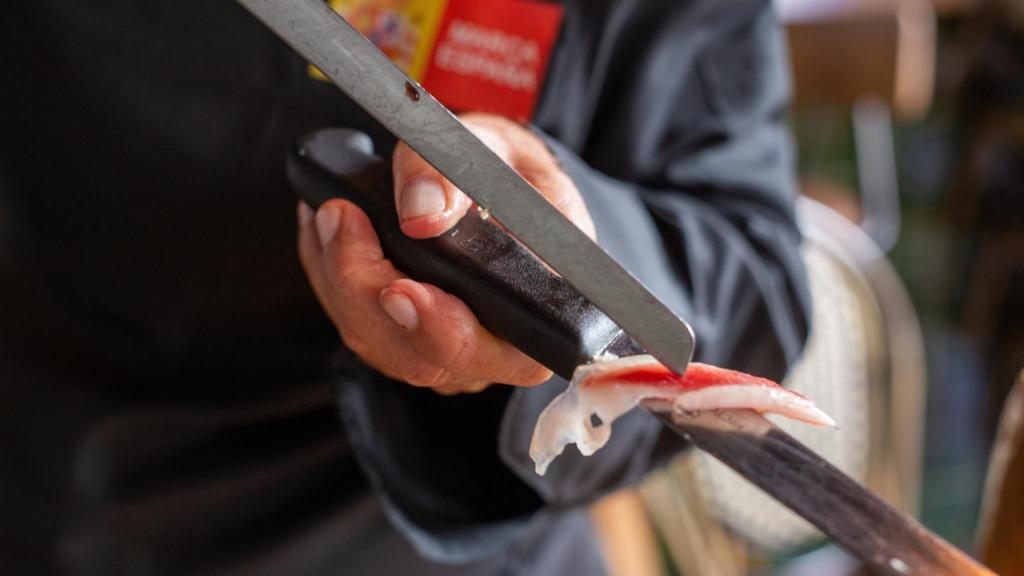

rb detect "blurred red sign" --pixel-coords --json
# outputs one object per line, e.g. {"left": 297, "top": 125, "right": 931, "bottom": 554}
{"left": 421, "top": 0, "right": 564, "bottom": 121}
{"left": 316, "top": 0, "right": 563, "bottom": 121}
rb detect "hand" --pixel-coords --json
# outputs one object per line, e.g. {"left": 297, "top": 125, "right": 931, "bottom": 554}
{"left": 298, "top": 113, "right": 595, "bottom": 394}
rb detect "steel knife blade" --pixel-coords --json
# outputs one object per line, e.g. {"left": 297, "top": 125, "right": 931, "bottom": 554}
{"left": 646, "top": 402, "right": 994, "bottom": 576}
{"left": 235, "top": 0, "right": 694, "bottom": 374}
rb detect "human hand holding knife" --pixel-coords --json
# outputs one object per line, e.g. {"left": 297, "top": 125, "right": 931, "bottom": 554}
{"left": 297, "top": 113, "right": 593, "bottom": 394}
{"left": 237, "top": 1, "right": 994, "bottom": 573}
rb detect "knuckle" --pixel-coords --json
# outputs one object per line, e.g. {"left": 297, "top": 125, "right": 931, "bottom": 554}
{"left": 404, "top": 362, "right": 452, "bottom": 388}
{"left": 432, "top": 328, "right": 478, "bottom": 375}
{"left": 334, "top": 260, "right": 392, "bottom": 291}
{"left": 523, "top": 169, "right": 572, "bottom": 206}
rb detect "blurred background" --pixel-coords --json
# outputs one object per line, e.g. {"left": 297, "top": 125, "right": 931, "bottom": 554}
{"left": 590, "top": 0, "right": 1024, "bottom": 574}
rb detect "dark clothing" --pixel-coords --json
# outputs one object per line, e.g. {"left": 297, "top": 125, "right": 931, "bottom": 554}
{"left": 0, "top": 0, "right": 809, "bottom": 574}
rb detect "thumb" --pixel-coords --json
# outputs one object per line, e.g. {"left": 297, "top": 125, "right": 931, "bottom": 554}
{"left": 391, "top": 142, "right": 473, "bottom": 239}
{"left": 392, "top": 121, "right": 511, "bottom": 239}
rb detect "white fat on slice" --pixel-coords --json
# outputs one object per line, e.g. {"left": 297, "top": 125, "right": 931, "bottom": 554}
{"left": 528, "top": 355, "right": 836, "bottom": 475}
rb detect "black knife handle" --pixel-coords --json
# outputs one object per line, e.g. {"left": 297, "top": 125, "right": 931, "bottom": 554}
{"left": 287, "top": 128, "right": 623, "bottom": 381}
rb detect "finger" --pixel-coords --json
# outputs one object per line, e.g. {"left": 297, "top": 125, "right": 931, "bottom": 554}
{"left": 300, "top": 200, "right": 386, "bottom": 312}
{"left": 298, "top": 200, "right": 423, "bottom": 370}
{"left": 299, "top": 199, "right": 386, "bottom": 329}
{"left": 298, "top": 200, "right": 482, "bottom": 390}
{"left": 297, "top": 201, "right": 334, "bottom": 312}
{"left": 392, "top": 143, "right": 473, "bottom": 239}
{"left": 299, "top": 195, "right": 553, "bottom": 393}
{"left": 319, "top": 200, "right": 389, "bottom": 281}
{"left": 318, "top": 199, "right": 409, "bottom": 344}
{"left": 392, "top": 121, "right": 516, "bottom": 239}
{"left": 379, "top": 278, "right": 553, "bottom": 388}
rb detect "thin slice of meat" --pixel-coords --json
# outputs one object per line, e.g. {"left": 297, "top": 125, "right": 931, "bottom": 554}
{"left": 529, "top": 355, "right": 836, "bottom": 475}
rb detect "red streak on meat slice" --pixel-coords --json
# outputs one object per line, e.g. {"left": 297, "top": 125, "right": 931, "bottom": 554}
{"left": 588, "top": 362, "right": 810, "bottom": 400}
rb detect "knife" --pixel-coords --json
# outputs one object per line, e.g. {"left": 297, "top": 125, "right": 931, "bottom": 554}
{"left": 236, "top": 2, "right": 993, "bottom": 574}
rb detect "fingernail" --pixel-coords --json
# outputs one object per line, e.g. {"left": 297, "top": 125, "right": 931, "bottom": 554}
{"left": 315, "top": 205, "right": 340, "bottom": 247}
{"left": 400, "top": 177, "right": 446, "bottom": 221}
{"left": 380, "top": 291, "right": 419, "bottom": 331}
{"left": 298, "top": 202, "right": 314, "bottom": 226}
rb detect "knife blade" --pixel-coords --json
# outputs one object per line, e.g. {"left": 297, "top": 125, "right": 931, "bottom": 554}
{"left": 647, "top": 402, "right": 993, "bottom": 576}
{"left": 235, "top": 0, "right": 694, "bottom": 375}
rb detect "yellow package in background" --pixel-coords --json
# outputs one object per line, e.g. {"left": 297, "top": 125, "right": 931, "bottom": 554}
{"left": 309, "top": 0, "right": 448, "bottom": 82}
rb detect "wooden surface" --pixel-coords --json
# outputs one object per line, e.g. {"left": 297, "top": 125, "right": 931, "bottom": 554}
{"left": 782, "top": 0, "right": 936, "bottom": 119}
{"left": 590, "top": 489, "right": 665, "bottom": 576}
{"left": 977, "top": 373, "right": 1024, "bottom": 576}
